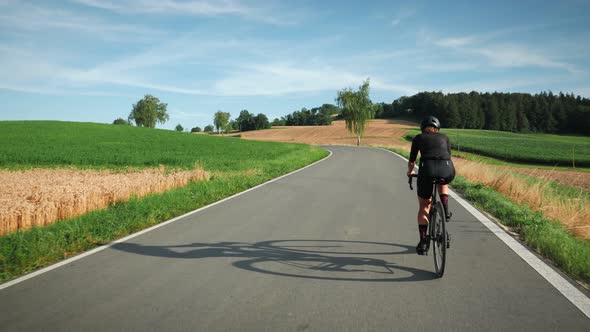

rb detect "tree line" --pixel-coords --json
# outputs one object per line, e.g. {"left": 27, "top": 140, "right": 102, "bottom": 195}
{"left": 112, "top": 95, "right": 271, "bottom": 134}
{"left": 388, "top": 91, "right": 590, "bottom": 135}
{"left": 271, "top": 104, "right": 340, "bottom": 126}
{"left": 114, "top": 90, "right": 590, "bottom": 136}
{"left": 114, "top": 94, "right": 341, "bottom": 133}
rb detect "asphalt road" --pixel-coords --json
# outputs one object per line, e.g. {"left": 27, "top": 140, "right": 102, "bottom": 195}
{"left": 1, "top": 146, "right": 589, "bottom": 331}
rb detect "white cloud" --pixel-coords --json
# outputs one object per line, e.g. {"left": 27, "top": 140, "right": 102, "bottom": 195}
{"left": 474, "top": 44, "right": 579, "bottom": 73}
{"left": 417, "top": 62, "right": 480, "bottom": 72}
{"left": 0, "top": 2, "right": 160, "bottom": 41}
{"left": 435, "top": 31, "right": 579, "bottom": 73}
{"left": 434, "top": 37, "right": 475, "bottom": 48}
{"left": 390, "top": 6, "right": 416, "bottom": 27}
{"left": 70, "top": 0, "right": 248, "bottom": 15}
{"left": 212, "top": 63, "right": 418, "bottom": 96}
{"left": 69, "top": 0, "right": 303, "bottom": 25}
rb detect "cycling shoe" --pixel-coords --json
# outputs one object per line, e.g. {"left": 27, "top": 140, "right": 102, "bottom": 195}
{"left": 416, "top": 238, "right": 428, "bottom": 255}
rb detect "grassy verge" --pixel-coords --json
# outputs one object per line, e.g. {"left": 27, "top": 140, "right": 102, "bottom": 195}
{"left": 452, "top": 176, "right": 590, "bottom": 284}
{"left": 0, "top": 141, "right": 328, "bottom": 282}
{"left": 404, "top": 128, "right": 590, "bottom": 168}
{"left": 385, "top": 146, "right": 590, "bottom": 284}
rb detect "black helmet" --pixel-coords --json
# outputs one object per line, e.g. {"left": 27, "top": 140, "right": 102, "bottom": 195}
{"left": 420, "top": 116, "right": 440, "bottom": 130}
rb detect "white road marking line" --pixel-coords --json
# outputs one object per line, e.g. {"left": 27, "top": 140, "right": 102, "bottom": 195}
{"left": 0, "top": 150, "right": 333, "bottom": 291}
{"left": 379, "top": 147, "right": 590, "bottom": 319}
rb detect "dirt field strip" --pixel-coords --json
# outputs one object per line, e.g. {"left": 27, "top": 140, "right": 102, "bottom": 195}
{"left": 0, "top": 167, "right": 209, "bottom": 235}
{"left": 240, "top": 119, "right": 413, "bottom": 149}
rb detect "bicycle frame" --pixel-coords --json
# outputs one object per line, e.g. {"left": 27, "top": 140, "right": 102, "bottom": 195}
{"left": 408, "top": 174, "right": 448, "bottom": 277}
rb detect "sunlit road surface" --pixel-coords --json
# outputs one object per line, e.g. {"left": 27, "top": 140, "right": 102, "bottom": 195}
{"left": 1, "top": 146, "right": 588, "bottom": 331}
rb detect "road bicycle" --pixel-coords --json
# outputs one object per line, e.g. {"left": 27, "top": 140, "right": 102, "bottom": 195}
{"left": 408, "top": 174, "right": 450, "bottom": 278}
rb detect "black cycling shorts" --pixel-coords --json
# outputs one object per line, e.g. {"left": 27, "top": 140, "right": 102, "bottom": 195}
{"left": 417, "top": 159, "right": 455, "bottom": 199}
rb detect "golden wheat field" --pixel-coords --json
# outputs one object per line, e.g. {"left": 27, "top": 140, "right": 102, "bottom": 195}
{"left": 242, "top": 119, "right": 590, "bottom": 239}
{"left": 453, "top": 159, "right": 590, "bottom": 239}
{"left": 0, "top": 167, "right": 209, "bottom": 235}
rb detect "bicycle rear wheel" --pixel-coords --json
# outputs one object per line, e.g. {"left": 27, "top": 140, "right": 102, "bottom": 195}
{"left": 431, "top": 201, "right": 447, "bottom": 277}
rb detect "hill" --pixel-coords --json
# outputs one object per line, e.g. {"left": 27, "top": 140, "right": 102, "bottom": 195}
{"left": 240, "top": 119, "right": 590, "bottom": 191}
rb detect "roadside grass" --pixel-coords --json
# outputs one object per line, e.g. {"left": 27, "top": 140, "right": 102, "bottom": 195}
{"left": 404, "top": 128, "right": 590, "bottom": 168}
{"left": 451, "top": 176, "right": 590, "bottom": 284}
{"left": 0, "top": 121, "right": 329, "bottom": 281}
{"left": 386, "top": 147, "right": 590, "bottom": 284}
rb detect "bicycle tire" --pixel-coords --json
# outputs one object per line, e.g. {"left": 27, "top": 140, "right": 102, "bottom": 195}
{"left": 431, "top": 201, "right": 447, "bottom": 277}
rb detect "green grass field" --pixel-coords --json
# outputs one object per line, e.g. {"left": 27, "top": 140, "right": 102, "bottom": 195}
{"left": 0, "top": 121, "right": 328, "bottom": 281}
{"left": 405, "top": 128, "right": 590, "bottom": 168}
{"left": 0, "top": 121, "right": 321, "bottom": 172}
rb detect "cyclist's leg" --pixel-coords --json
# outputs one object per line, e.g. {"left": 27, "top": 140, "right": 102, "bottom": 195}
{"left": 438, "top": 159, "right": 455, "bottom": 219}
{"left": 438, "top": 184, "right": 450, "bottom": 217}
{"left": 416, "top": 176, "right": 433, "bottom": 255}
{"left": 417, "top": 176, "right": 432, "bottom": 227}
{"left": 417, "top": 196, "right": 431, "bottom": 225}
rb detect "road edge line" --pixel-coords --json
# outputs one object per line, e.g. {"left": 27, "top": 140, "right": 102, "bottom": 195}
{"left": 377, "top": 147, "right": 590, "bottom": 319}
{"left": 0, "top": 149, "right": 333, "bottom": 291}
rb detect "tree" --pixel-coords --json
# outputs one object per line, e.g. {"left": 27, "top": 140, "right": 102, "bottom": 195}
{"left": 191, "top": 126, "right": 202, "bottom": 133}
{"left": 336, "top": 79, "right": 373, "bottom": 146}
{"left": 372, "top": 103, "right": 385, "bottom": 119}
{"left": 253, "top": 113, "right": 270, "bottom": 130}
{"left": 113, "top": 118, "right": 130, "bottom": 125}
{"left": 128, "top": 94, "right": 169, "bottom": 128}
{"left": 322, "top": 103, "right": 340, "bottom": 114}
{"left": 204, "top": 125, "right": 214, "bottom": 132}
{"left": 271, "top": 118, "right": 285, "bottom": 126}
{"left": 175, "top": 124, "right": 184, "bottom": 132}
{"left": 229, "top": 120, "right": 239, "bottom": 131}
{"left": 213, "top": 111, "right": 231, "bottom": 134}
{"left": 236, "top": 110, "right": 254, "bottom": 131}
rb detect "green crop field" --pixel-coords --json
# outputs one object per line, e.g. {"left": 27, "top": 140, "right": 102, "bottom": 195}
{"left": 405, "top": 128, "right": 590, "bottom": 167}
{"left": 0, "top": 121, "right": 324, "bottom": 172}
{"left": 0, "top": 121, "right": 328, "bottom": 281}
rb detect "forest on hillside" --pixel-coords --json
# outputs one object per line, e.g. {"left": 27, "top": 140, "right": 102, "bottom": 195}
{"left": 374, "top": 91, "right": 590, "bottom": 135}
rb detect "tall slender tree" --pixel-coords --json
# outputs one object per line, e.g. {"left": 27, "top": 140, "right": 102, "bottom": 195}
{"left": 213, "top": 111, "right": 231, "bottom": 135}
{"left": 336, "top": 79, "right": 373, "bottom": 146}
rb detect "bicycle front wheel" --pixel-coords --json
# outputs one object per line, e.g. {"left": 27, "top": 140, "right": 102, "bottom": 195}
{"left": 432, "top": 201, "right": 447, "bottom": 277}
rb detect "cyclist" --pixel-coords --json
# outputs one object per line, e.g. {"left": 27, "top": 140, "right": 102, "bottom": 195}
{"left": 406, "top": 116, "right": 455, "bottom": 255}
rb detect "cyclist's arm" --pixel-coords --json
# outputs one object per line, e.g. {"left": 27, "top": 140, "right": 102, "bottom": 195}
{"left": 407, "top": 161, "right": 416, "bottom": 176}
{"left": 408, "top": 135, "right": 420, "bottom": 175}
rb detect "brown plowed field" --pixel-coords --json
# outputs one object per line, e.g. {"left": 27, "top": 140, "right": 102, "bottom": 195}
{"left": 0, "top": 167, "right": 208, "bottom": 235}
{"left": 240, "top": 119, "right": 413, "bottom": 150}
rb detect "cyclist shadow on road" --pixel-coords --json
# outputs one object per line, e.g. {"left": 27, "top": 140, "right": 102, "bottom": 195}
{"left": 112, "top": 239, "right": 437, "bottom": 282}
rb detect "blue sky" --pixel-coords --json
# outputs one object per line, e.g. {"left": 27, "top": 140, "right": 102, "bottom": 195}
{"left": 1, "top": 0, "right": 589, "bottom": 130}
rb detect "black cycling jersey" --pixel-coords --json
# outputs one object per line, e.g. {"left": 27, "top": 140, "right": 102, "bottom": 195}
{"left": 410, "top": 132, "right": 455, "bottom": 199}
{"left": 409, "top": 132, "right": 451, "bottom": 163}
